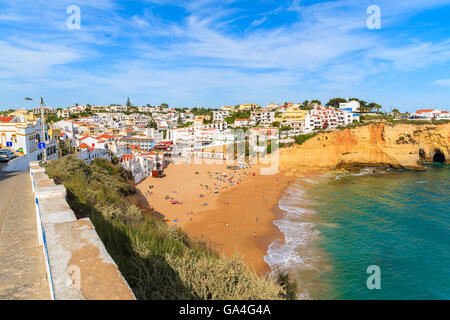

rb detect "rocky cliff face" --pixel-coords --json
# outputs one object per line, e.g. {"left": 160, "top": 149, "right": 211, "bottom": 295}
{"left": 280, "top": 122, "right": 450, "bottom": 171}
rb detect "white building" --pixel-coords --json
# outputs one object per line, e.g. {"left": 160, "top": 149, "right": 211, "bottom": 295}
{"left": 339, "top": 100, "right": 361, "bottom": 113}
{"left": 76, "top": 148, "right": 110, "bottom": 164}
{"left": 411, "top": 109, "right": 450, "bottom": 119}
{"left": 250, "top": 110, "right": 275, "bottom": 127}
{"left": 33, "top": 106, "right": 56, "bottom": 115}
{"left": 213, "top": 110, "right": 230, "bottom": 122}
{"left": 234, "top": 118, "right": 250, "bottom": 127}
{"left": 0, "top": 116, "right": 58, "bottom": 169}
{"left": 309, "top": 106, "right": 357, "bottom": 130}
{"left": 120, "top": 152, "right": 164, "bottom": 183}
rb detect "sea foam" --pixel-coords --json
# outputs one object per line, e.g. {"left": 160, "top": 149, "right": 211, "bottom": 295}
{"left": 264, "top": 181, "right": 319, "bottom": 274}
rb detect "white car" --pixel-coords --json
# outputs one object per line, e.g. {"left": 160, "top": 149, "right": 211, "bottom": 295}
{"left": 0, "top": 149, "right": 16, "bottom": 160}
{"left": 0, "top": 151, "right": 10, "bottom": 162}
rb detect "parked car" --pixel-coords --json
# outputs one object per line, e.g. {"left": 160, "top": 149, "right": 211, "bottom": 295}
{"left": 0, "top": 149, "right": 16, "bottom": 159}
{"left": 0, "top": 151, "right": 10, "bottom": 162}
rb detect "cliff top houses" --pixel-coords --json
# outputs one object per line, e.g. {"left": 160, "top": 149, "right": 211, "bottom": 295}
{"left": 0, "top": 98, "right": 387, "bottom": 173}
{"left": 411, "top": 109, "right": 449, "bottom": 119}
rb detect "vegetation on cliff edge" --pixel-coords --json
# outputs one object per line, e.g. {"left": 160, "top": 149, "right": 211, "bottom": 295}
{"left": 45, "top": 156, "right": 295, "bottom": 300}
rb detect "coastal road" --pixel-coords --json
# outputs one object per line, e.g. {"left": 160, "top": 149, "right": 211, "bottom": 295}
{"left": 0, "top": 170, "right": 50, "bottom": 299}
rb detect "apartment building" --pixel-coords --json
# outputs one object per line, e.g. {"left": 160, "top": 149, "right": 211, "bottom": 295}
{"left": 280, "top": 107, "right": 309, "bottom": 129}
{"left": 411, "top": 109, "right": 450, "bottom": 119}
{"left": 339, "top": 100, "right": 361, "bottom": 113}
{"left": 221, "top": 105, "right": 234, "bottom": 112}
{"left": 234, "top": 118, "right": 250, "bottom": 127}
{"left": 213, "top": 110, "right": 230, "bottom": 122}
{"left": 250, "top": 109, "right": 275, "bottom": 127}
{"left": 237, "top": 103, "right": 259, "bottom": 111}
{"left": 33, "top": 106, "right": 56, "bottom": 115}
{"left": 121, "top": 137, "right": 154, "bottom": 151}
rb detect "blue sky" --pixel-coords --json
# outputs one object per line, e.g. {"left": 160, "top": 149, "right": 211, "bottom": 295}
{"left": 1, "top": 0, "right": 450, "bottom": 112}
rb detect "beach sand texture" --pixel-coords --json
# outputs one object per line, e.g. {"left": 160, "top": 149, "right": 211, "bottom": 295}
{"left": 137, "top": 161, "right": 292, "bottom": 274}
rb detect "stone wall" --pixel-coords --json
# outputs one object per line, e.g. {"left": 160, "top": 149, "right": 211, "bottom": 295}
{"left": 29, "top": 161, "right": 135, "bottom": 300}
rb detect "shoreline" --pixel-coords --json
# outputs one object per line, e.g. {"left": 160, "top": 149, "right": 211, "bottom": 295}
{"left": 136, "top": 159, "right": 329, "bottom": 277}
{"left": 182, "top": 170, "right": 293, "bottom": 274}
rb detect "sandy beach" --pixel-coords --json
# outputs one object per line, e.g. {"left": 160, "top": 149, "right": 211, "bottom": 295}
{"left": 136, "top": 159, "right": 293, "bottom": 274}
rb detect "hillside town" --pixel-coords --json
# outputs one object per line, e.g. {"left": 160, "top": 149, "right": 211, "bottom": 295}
{"left": 1, "top": 100, "right": 449, "bottom": 182}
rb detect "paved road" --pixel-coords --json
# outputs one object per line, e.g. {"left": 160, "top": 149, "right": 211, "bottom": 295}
{"left": 0, "top": 170, "right": 50, "bottom": 300}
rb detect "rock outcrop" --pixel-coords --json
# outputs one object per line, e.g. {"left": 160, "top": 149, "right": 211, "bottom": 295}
{"left": 280, "top": 122, "right": 449, "bottom": 171}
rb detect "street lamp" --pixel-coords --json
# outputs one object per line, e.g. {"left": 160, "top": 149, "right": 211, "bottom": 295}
{"left": 25, "top": 97, "right": 48, "bottom": 164}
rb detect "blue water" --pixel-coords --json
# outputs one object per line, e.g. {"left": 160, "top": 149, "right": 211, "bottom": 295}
{"left": 306, "top": 164, "right": 450, "bottom": 299}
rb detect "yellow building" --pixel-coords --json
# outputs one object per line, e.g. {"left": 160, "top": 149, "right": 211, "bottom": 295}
{"left": 237, "top": 103, "right": 259, "bottom": 111}
{"left": 194, "top": 115, "right": 211, "bottom": 126}
{"left": 280, "top": 107, "right": 308, "bottom": 126}
{"left": 221, "top": 105, "right": 234, "bottom": 112}
{"left": 48, "top": 127, "right": 61, "bottom": 140}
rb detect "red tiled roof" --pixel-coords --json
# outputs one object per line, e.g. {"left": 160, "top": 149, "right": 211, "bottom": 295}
{"left": 78, "top": 143, "right": 90, "bottom": 149}
{"left": 120, "top": 154, "right": 134, "bottom": 162}
{"left": 416, "top": 109, "right": 437, "bottom": 113}
{"left": 0, "top": 116, "right": 15, "bottom": 123}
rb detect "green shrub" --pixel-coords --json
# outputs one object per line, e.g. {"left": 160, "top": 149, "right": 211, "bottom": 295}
{"left": 277, "top": 272, "right": 298, "bottom": 300}
{"left": 294, "top": 133, "right": 317, "bottom": 145}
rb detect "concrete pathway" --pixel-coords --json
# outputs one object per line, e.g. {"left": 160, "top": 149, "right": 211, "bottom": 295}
{"left": 0, "top": 170, "right": 50, "bottom": 300}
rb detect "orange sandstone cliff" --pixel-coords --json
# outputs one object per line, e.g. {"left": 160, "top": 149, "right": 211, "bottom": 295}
{"left": 280, "top": 122, "right": 450, "bottom": 171}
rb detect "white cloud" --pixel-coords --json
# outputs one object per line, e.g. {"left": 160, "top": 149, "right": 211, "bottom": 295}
{"left": 0, "top": 40, "right": 82, "bottom": 79}
{"left": 432, "top": 79, "right": 450, "bottom": 86}
{"left": 1, "top": 0, "right": 450, "bottom": 109}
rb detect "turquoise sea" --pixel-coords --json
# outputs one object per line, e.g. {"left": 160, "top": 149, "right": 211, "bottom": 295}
{"left": 265, "top": 164, "right": 450, "bottom": 300}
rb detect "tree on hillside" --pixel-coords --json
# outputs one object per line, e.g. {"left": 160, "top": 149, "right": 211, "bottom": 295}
{"left": 149, "top": 119, "right": 157, "bottom": 129}
{"left": 310, "top": 99, "right": 322, "bottom": 105}
{"left": 126, "top": 97, "right": 132, "bottom": 108}
{"left": 326, "top": 98, "right": 347, "bottom": 108}
{"left": 368, "top": 102, "right": 382, "bottom": 113}
{"left": 225, "top": 110, "right": 251, "bottom": 124}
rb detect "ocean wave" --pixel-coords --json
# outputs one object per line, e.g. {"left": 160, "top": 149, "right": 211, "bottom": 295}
{"left": 264, "top": 182, "right": 319, "bottom": 275}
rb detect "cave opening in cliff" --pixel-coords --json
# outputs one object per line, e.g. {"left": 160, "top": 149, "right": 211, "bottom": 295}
{"left": 419, "top": 149, "right": 426, "bottom": 161}
{"left": 432, "top": 149, "right": 446, "bottom": 164}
